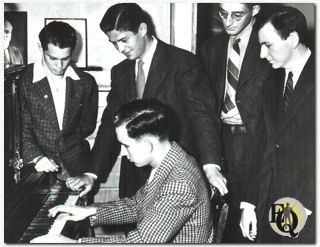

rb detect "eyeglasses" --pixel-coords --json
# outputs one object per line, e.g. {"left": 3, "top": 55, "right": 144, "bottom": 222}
{"left": 218, "top": 9, "right": 249, "bottom": 21}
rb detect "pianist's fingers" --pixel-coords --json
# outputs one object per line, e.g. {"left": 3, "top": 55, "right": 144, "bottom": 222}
{"left": 49, "top": 205, "right": 90, "bottom": 221}
{"left": 49, "top": 205, "right": 71, "bottom": 217}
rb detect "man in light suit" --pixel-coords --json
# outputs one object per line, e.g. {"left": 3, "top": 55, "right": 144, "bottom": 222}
{"left": 4, "top": 19, "right": 24, "bottom": 68}
{"left": 240, "top": 6, "right": 315, "bottom": 243}
{"left": 30, "top": 99, "right": 214, "bottom": 243}
{"left": 20, "top": 21, "right": 98, "bottom": 181}
{"left": 68, "top": 3, "right": 224, "bottom": 200}
{"left": 200, "top": 3, "right": 273, "bottom": 242}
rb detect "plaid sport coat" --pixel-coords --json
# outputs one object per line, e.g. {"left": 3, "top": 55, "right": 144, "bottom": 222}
{"left": 80, "top": 142, "right": 214, "bottom": 243}
{"left": 20, "top": 63, "right": 98, "bottom": 176}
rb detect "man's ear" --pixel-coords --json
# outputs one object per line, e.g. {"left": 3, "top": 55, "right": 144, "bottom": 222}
{"left": 143, "top": 137, "right": 154, "bottom": 153}
{"left": 138, "top": 22, "right": 148, "bottom": 37}
{"left": 38, "top": 42, "right": 44, "bottom": 53}
{"left": 288, "top": 31, "right": 300, "bottom": 48}
{"left": 252, "top": 5, "right": 261, "bottom": 17}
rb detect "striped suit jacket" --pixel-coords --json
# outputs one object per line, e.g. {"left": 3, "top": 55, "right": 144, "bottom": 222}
{"left": 79, "top": 142, "right": 214, "bottom": 243}
{"left": 20, "top": 64, "right": 98, "bottom": 176}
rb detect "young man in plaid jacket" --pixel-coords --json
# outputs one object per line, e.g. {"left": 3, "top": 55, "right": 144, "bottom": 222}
{"left": 31, "top": 99, "right": 214, "bottom": 243}
{"left": 20, "top": 21, "right": 98, "bottom": 180}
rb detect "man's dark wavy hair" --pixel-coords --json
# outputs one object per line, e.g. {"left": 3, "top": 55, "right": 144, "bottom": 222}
{"left": 260, "top": 6, "right": 308, "bottom": 45}
{"left": 100, "top": 3, "right": 156, "bottom": 37}
{"left": 39, "top": 21, "right": 77, "bottom": 51}
{"left": 114, "top": 99, "right": 170, "bottom": 141}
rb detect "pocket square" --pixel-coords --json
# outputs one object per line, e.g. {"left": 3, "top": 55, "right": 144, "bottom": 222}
{"left": 44, "top": 95, "right": 48, "bottom": 99}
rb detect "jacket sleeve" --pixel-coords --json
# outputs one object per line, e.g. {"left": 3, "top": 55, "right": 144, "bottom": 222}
{"left": 79, "top": 73, "right": 98, "bottom": 138}
{"left": 177, "top": 55, "right": 222, "bottom": 165}
{"left": 20, "top": 77, "right": 43, "bottom": 163}
{"left": 79, "top": 180, "right": 197, "bottom": 243}
{"left": 88, "top": 67, "right": 122, "bottom": 180}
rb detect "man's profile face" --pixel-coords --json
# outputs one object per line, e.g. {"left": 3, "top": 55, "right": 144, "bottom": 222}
{"left": 4, "top": 21, "right": 13, "bottom": 49}
{"left": 106, "top": 27, "right": 147, "bottom": 60}
{"left": 258, "top": 22, "right": 293, "bottom": 69}
{"left": 43, "top": 43, "right": 72, "bottom": 76}
{"left": 219, "top": 3, "right": 255, "bottom": 36}
{"left": 116, "top": 124, "right": 152, "bottom": 167}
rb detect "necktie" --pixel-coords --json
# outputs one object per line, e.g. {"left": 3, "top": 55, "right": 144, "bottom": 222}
{"left": 136, "top": 59, "right": 145, "bottom": 99}
{"left": 223, "top": 38, "right": 241, "bottom": 113}
{"left": 282, "top": 72, "right": 294, "bottom": 113}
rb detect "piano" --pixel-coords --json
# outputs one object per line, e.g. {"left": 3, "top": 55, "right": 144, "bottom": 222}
{"left": 4, "top": 168, "right": 92, "bottom": 243}
{"left": 4, "top": 66, "right": 92, "bottom": 243}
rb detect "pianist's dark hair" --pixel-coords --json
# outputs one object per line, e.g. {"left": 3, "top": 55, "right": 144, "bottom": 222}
{"left": 39, "top": 21, "right": 77, "bottom": 51}
{"left": 99, "top": 3, "right": 156, "bottom": 37}
{"left": 114, "top": 99, "right": 170, "bottom": 141}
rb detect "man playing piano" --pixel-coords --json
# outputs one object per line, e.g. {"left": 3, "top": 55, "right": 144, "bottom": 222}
{"left": 30, "top": 99, "right": 214, "bottom": 243}
{"left": 20, "top": 21, "right": 98, "bottom": 182}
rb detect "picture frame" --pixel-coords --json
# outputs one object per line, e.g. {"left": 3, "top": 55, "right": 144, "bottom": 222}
{"left": 45, "top": 18, "right": 88, "bottom": 68}
{"left": 4, "top": 11, "right": 28, "bottom": 67}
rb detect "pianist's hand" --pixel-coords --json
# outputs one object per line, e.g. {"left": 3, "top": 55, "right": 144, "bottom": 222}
{"left": 30, "top": 234, "right": 77, "bottom": 243}
{"left": 49, "top": 205, "right": 97, "bottom": 221}
{"left": 35, "top": 156, "right": 59, "bottom": 173}
{"left": 66, "top": 174, "right": 94, "bottom": 197}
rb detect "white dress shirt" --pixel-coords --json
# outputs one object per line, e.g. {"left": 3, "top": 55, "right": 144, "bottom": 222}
{"left": 283, "top": 48, "right": 311, "bottom": 94}
{"left": 135, "top": 36, "right": 158, "bottom": 82}
{"left": 33, "top": 59, "right": 80, "bottom": 130}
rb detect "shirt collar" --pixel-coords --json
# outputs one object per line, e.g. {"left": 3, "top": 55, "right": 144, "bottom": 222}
{"left": 32, "top": 58, "right": 80, "bottom": 83}
{"left": 285, "top": 48, "right": 311, "bottom": 80}
{"left": 232, "top": 18, "right": 254, "bottom": 48}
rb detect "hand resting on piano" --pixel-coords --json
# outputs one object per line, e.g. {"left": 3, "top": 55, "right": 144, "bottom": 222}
{"left": 30, "top": 204, "right": 97, "bottom": 243}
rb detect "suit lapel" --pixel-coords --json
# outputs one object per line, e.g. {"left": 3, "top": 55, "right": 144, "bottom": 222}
{"left": 119, "top": 60, "right": 137, "bottom": 100}
{"left": 141, "top": 146, "right": 177, "bottom": 214}
{"left": 218, "top": 34, "right": 229, "bottom": 100}
{"left": 275, "top": 56, "right": 314, "bottom": 138}
{"left": 127, "top": 60, "right": 137, "bottom": 100}
{"left": 32, "top": 77, "right": 60, "bottom": 131}
{"left": 267, "top": 69, "right": 285, "bottom": 139}
{"left": 142, "top": 40, "right": 169, "bottom": 98}
{"left": 63, "top": 77, "right": 82, "bottom": 130}
{"left": 237, "top": 27, "right": 260, "bottom": 89}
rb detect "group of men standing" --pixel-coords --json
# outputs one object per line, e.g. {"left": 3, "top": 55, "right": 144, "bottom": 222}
{"left": 18, "top": 2, "right": 314, "bottom": 244}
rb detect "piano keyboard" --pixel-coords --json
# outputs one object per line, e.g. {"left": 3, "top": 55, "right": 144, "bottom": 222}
{"left": 47, "top": 195, "right": 79, "bottom": 235}
{"left": 18, "top": 188, "right": 81, "bottom": 243}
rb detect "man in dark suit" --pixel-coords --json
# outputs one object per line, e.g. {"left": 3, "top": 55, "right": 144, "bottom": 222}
{"left": 20, "top": 21, "right": 98, "bottom": 181}
{"left": 67, "top": 3, "right": 223, "bottom": 199}
{"left": 240, "top": 6, "right": 315, "bottom": 243}
{"left": 30, "top": 99, "right": 214, "bottom": 243}
{"left": 200, "top": 3, "right": 273, "bottom": 242}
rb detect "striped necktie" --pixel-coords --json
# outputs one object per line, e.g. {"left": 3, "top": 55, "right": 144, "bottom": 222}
{"left": 282, "top": 71, "right": 294, "bottom": 113}
{"left": 136, "top": 59, "right": 145, "bottom": 99}
{"left": 223, "top": 38, "right": 241, "bottom": 113}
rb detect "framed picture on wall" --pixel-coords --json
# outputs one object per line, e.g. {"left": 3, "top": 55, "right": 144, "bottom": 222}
{"left": 45, "top": 18, "right": 87, "bottom": 68}
{"left": 4, "top": 11, "right": 27, "bottom": 68}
